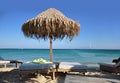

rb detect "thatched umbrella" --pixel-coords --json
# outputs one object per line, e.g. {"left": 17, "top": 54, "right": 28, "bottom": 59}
{"left": 22, "top": 8, "right": 80, "bottom": 62}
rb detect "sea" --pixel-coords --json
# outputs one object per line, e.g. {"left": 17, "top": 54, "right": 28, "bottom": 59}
{"left": 0, "top": 49, "right": 120, "bottom": 64}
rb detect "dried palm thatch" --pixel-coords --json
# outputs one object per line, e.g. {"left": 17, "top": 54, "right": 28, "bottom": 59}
{"left": 22, "top": 8, "right": 80, "bottom": 61}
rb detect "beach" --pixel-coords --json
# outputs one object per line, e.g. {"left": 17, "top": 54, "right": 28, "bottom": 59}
{"left": 0, "top": 64, "right": 120, "bottom": 83}
{"left": 0, "top": 49, "right": 120, "bottom": 82}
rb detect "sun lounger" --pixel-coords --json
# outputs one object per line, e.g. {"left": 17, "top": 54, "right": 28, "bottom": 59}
{"left": 99, "top": 62, "right": 120, "bottom": 74}
{"left": 0, "top": 56, "right": 23, "bottom": 68}
{"left": 0, "top": 60, "right": 10, "bottom": 68}
{"left": 112, "top": 57, "right": 120, "bottom": 64}
{"left": 57, "top": 62, "right": 87, "bottom": 75}
{"left": 10, "top": 60, "right": 23, "bottom": 68}
{"left": 19, "top": 63, "right": 56, "bottom": 80}
{"left": 0, "top": 60, "right": 23, "bottom": 68}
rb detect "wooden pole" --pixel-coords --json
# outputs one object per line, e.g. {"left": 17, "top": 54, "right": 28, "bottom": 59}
{"left": 50, "top": 38, "right": 52, "bottom": 62}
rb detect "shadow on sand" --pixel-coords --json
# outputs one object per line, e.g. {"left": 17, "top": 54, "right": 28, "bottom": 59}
{"left": 0, "top": 69, "right": 67, "bottom": 83}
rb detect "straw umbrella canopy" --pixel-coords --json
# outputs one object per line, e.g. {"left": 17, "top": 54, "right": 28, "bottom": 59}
{"left": 22, "top": 8, "right": 80, "bottom": 62}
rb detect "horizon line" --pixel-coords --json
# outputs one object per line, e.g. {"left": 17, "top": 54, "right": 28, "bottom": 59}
{"left": 0, "top": 48, "right": 120, "bottom": 50}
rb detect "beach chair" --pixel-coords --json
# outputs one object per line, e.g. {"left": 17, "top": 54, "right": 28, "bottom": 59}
{"left": 0, "top": 60, "right": 23, "bottom": 68}
{"left": 0, "top": 56, "right": 23, "bottom": 68}
{"left": 19, "top": 63, "right": 56, "bottom": 80}
{"left": 112, "top": 57, "right": 120, "bottom": 64}
{"left": 10, "top": 60, "right": 23, "bottom": 68}
{"left": 57, "top": 62, "right": 87, "bottom": 75}
{"left": 99, "top": 62, "right": 120, "bottom": 74}
{"left": 0, "top": 60, "right": 10, "bottom": 68}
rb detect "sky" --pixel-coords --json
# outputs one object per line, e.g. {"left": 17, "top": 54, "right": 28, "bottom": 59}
{"left": 0, "top": 0, "right": 120, "bottom": 49}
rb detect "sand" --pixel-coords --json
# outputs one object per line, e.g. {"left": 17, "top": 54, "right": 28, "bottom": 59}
{"left": 0, "top": 68, "right": 120, "bottom": 83}
{"left": 65, "top": 72, "right": 120, "bottom": 83}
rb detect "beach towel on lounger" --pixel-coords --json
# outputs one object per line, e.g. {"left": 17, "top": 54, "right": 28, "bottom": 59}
{"left": 31, "top": 58, "right": 52, "bottom": 64}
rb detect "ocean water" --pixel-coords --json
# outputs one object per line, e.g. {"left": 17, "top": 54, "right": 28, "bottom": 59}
{"left": 0, "top": 49, "right": 120, "bottom": 63}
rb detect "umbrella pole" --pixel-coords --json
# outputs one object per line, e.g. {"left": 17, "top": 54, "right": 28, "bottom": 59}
{"left": 50, "top": 38, "right": 52, "bottom": 62}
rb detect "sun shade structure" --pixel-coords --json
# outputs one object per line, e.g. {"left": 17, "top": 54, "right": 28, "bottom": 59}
{"left": 22, "top": 8, "right": 80, "bottom": 62}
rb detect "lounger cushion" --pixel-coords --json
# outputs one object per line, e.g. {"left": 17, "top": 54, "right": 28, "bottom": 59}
{"left": 59, "top": 62, "right": 87, "bottom": 70}
{"left": 19, "top": 63, "right": 55, "bottom": 70}
{"left": 0, "top": 61, "right": 10, "bottom": 64}
{"left": 10, "top": 60, "right": 23, "bottom": 63}
{"left": 99, "top": 63, "right": 116, "bottom": 67}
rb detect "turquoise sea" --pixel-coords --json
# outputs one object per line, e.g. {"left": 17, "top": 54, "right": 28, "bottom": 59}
{"left": 0, "top": 49, "right": 120, "bottom": 63}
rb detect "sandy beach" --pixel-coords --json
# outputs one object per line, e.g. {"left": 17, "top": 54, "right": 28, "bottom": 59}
{"left": 0, "top": 67, "right": 120, "bottom": 83}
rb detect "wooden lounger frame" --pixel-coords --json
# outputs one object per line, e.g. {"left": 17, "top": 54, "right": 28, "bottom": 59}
{"left": 19, "top": 68, "right": 56, "bottom": 80}
{"left": 0, "top": 63, "right": 7, "bottom": 68}
{"left": 57, "top": 69, "right": 87, "bottom": 75}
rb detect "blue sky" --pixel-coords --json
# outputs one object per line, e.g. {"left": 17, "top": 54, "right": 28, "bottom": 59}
{"left": 0, "top": 0, "right": 120, "bottom": 49}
